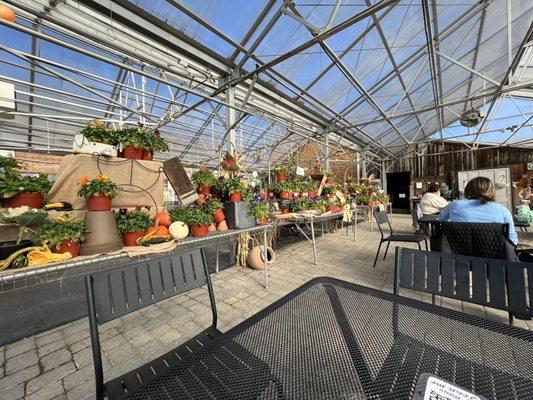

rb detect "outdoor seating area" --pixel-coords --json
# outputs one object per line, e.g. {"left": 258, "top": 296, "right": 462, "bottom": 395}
{"left": 0, "top": 1, "right": 533, "bottom": 399}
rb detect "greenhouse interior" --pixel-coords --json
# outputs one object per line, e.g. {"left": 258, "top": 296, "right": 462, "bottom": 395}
{"left": 0, "top": 0, "right": 533, "bottom": 399}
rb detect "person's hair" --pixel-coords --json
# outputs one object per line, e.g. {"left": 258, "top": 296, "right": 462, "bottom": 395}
{"left": 464, "top": 176, "right": 496, "bottom": 204}
{"left": 427, "top": 183, "right": 440, "bottom": 193}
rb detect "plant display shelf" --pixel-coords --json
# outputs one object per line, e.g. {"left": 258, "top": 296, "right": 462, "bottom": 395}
{"left": 0, "top": 225, "right": 273, "bottom": 346}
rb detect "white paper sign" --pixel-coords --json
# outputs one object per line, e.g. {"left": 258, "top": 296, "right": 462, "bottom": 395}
{"left": 399, "top": 193, "right": 406, "bottom": 198}
{"left": 416, "top": 182, "right": 423, "bottom": 189}
{"left": 295, "top": 166, "right": 305, "bottom": 176}
{"left": 423, "top": 376, "right": 483, "bottom": 400}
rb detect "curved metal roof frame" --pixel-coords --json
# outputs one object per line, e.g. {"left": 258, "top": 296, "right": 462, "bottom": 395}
{"left": 0, "top": 0, "right": 532, "bottom": 168}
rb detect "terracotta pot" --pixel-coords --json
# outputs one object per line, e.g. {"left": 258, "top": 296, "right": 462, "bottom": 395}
{"left": 122, "top": 230, "right": 145, "bottom": 247}
{"left": 142, "top": 149, "right": 153, "bottom": 161}
{"left": 326, "top": 206, "right": 333, "bottom": 212}
{"left": 259, "top": 217, "right": 268, "bottom": 225}
{"left": 191, "top": 224, "right": 209, "bottom": 237}
{"left": 6, "top": 193, "right": 43, "bottom": 209}
{"left": 281, "top": 208, "right": 290, "bottom": 214}
{"left": 213, "top": 192, "right": 222, "bottom": 200}
{"left": 217, "top": 220, "right": 228, "bottom": 231}
{"left": 325, "top": 179, "right": 333, "bottom": 184}
{"left": 117, "top": 149, "right": 125, "bottom": 158}
{"left": 247, "top": 246, "right": 276, "bottom": 270}
{"left": 276, "top": 172, "right": 286, "bottom": 181}
{"left": 279, "top": 190, "right": 289, "bottom": 200}
{"left": 229, "top": 192, "right": 242, "bottom": 202}
{"left": 308, "top": 190, "right": 316, "bottom": 198}
{"left": 213, "top": 208, "right": 225, "bottom": 224}
{"left": 196, "top": 194, "right": 206, "bottom": 205}
{"left": 51, "top": 240, "right": 80, "bottom": 257}
{"left": 199, "top": 184, "right": 211, "bottom": 195}
{"left": 86, "top": 194, "right": 112, "bottom": 211}
{"left": 124, "top": 146, "right": 144, "bottom": 159}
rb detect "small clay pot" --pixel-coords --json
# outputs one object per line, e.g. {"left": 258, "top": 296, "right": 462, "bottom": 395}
{"left": 51, "top": 240, "right": 80, "bottom": 257}
{"left": 208, "top": 222, "right": 217, "bottom": 232}
{"left": 247, "top": 246, "right": 276, "bottom": 270}
{"left": 325, "top": 179, "right": 333, "bottom": 184}
{"left": 281, "top": 208, "right": 290, "bottom": 214}
{"left": 213, "top": 208, "right": 225, "bottom": 224}
{"left": 122, "top": 230, "right": 145, "bottom": 246}
{"left": 217, "top": 220, "right": 228, "bottom": 231}
{"left": 199, "top": 184, "right": 211, "bottom": 195}
{"left": 124, "top": 146, "right": 144, "bottom": 159}
{"left": 229, "top": 192, "right": 242, "bottom": 202}
{"left": 86, "top": 194, "right": 112, "bottom": 211}
{"left": 142, "top": 150, "right": 153, "bottom": 161}
{"left": 5, "top": 193, "right": 43, "bottom": 209}
{"left": 259, "top": 217, "right": 268, "bottom": 225}
{"left": 279, "top": 191, "right": 289, "bottom": 200}
{"left": 276, "top": 172, "right": 286, "bottom": 181}
{"left": 191, "top": 224, "right": 209, "bottom": 237}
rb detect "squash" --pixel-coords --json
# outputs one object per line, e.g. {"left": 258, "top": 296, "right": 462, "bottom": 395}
{"left": 217, "top": 220, "right": 228, "bottom": 231}
{"left": 146, "top": 225, "right": 169, "bottom": 237}
{"left": 169, "top": 221, "right": 189, "bottom": 240}
{"left": 155, "top": 211, "right": 171, "bottom": 227}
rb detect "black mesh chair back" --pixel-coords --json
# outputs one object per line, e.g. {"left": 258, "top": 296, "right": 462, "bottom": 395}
{"left": 394, "top": 247, "right": 533, "bottom": 324}
{"left": 374, "top": 210, "right": 392, "bottom": 237}
{"left": 431, "top": 221, "right": 515, "bottom": 260}
{"left": 85, "top": 249, "right": 218, "bottom": 400}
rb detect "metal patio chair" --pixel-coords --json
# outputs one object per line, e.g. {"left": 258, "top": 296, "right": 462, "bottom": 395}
{"left": 85, "top": 249, "right": 220, "bottom": 400}
{"left": 373, "top": 211, "right": 428, "bottom": 268}
{"left": 394, "top": 247, "right": 533, "bottom": 325}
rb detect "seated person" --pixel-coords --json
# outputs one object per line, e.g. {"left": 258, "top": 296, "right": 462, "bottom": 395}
{"left": 419, "top": 183, "right": 447, "bottom": 215}
{"left": 438, "top": 176, "right": 518, "bottom": 245}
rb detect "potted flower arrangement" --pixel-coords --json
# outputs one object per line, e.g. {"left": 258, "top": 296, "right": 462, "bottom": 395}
{"left": 142, "top": 129, "right": 169, "bottom": 160}
{"left": 279, "top": 200, "right": 292, "bottom": 214}
{"left": 203, "top": 198, "right": 225, "bottom": 224}
{"left": 187, "top": 207, "right": 213, "bottom": 237}
{"left": 221, "top": 152, "right": 239, "bottom": 172}
{"left": 79, "top": 120, "right": 117, "bottom": 145}
{"left": 273, "top": 164, "right": 289, "bottom": 182}
{"left": 78, "top": 174, "right": 119, "bottom": 211}
{"left": 325, "top": 171, "right": 335, "bottom": 184}
{"left": 169, "top": 205, "right": 191, "bottom": 224}
{"left": 191, "top": 167, "right": 215, "bottom": 195}
{"left": 1, "top": 156, "right": 54, "bottom": 208}
{"left": 115, "top": 210, "right": 151, "bottom": 246}
{"left": 222, "top": 178, "right": 245, "bottom": 202}
{"left": 322, "top": 183, "right": 340, "bottom": 199}
{"left": 301, "top": 179, "right": 317, "bottom": 198}
{"left": 32, "top": 218, "right": 87, "bottom": 257}
{"left": 276, "top": 181, "right": 293, "bottom": 200}
{"left": 118, "top": 126, "right": 145, "bottom": 159}
{"left": 249, "top": 201, "right": 272, "bottom": 225}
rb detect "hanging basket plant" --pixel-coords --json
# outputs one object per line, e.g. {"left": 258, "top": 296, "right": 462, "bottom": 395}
{"left": 221, "top": 152, "right": 240, "bottom": 172}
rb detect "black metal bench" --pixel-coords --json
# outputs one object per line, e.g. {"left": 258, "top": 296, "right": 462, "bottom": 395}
{"left": 394, "top": 247, "right": 533, "bottom": 324}
{"left": 85, "top": 249, "right": 220, "bottom": 400}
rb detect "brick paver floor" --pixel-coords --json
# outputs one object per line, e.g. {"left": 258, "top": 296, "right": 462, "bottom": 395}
{"left": 0, "top": 214, "right": 530, "bottom": 399}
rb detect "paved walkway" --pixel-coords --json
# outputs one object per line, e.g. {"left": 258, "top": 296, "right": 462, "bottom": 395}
{"left": 0, "top": 214, "right": 530, "bottom": 399}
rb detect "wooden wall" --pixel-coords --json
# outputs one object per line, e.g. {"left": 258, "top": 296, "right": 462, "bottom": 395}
{"left": 295, "top": 142, "right": 358, "bottom": 181}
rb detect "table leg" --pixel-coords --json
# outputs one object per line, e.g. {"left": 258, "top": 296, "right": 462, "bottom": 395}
{"left": 311, "top": 220, "right": 318, "bottom": 265}
{"left": 353, "top": 210, "right": 357, "bottom": 242}
{"left": 263, "top": 229, "right": 268, "bottom": 289}
{"left": 215, "top": 245, "right": 219, "bottom": 273}
{"left": 370, "top": 207, "right": 374, "bottom": 232}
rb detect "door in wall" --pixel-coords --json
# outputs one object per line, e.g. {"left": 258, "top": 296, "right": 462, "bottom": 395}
{"left": 386, "top": 171, "right": 411, "bottom": 212}
{"left": 457, "top": 167, "right": 513, "bottom": 212}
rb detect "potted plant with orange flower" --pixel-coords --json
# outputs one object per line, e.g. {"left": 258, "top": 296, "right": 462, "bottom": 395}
{"left": 78, "top": 174, "right": 119, "bottom": 211}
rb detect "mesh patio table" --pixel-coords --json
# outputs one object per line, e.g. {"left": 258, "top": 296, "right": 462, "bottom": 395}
{"left": 126, "top": 277, "right": 533, "bottom": 399}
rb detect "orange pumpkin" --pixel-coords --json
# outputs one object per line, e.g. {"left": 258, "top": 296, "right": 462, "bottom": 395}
{"left": 146, "top": 225, "right": 169, "bottom": 237}
{"left": 0, "top": 5, "right": 15, "bottom": 22}
{"left": 155, "top": 211, "right": 171, "bottom": 227}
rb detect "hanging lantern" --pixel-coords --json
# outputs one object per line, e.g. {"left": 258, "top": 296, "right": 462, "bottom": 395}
{"left": 0, "top": 5, "right": 15, "bottom": 23}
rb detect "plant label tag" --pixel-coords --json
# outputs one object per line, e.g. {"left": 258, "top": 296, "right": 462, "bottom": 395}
{"left": 412, "top": 374, "right": 486, "bottom": 400}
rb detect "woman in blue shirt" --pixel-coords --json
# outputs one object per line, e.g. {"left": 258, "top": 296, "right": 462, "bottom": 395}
{"left": 438, "top": 176, "right": 518, "bottom": 245}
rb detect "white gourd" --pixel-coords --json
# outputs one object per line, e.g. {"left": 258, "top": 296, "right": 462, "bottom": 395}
{"left": 169, "top": 221, "right": 189, "bottom": 240}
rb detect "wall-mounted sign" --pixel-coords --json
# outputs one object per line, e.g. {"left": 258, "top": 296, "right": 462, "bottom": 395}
{"left": 527, "top": 162, "right": 533, "bottom": 171}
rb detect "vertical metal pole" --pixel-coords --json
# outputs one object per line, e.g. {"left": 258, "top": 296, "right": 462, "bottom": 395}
{"left": 27, "top": 22, "right": 41, "bottom": 147}
{"left": 215, "top": 245, "right": 219, "bottom": 273}
{"left": 361, "top": 152, "right": 367, "bottom": 177}
{"left": 226, "top": 86, "right": 236, "bottom": 158}
{"left": 507, "top": 0, "right": 513, "bottom": 75}
{"left": 323, "top": 128, "right": 330, "bottom": 170}
{"left": 381, "top": 161, "right": 387, "bottom": 194}
{"left": 263, "top": 228, "right": 268, "bottom": 289}
{"left": 311, "top": 221, "right": 318, "bottom": 265}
